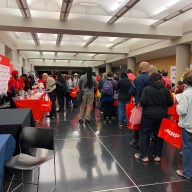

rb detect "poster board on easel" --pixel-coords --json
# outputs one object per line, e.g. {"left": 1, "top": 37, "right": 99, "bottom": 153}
{"left": 0, "top": 55, "right": 11, "bottom": 95}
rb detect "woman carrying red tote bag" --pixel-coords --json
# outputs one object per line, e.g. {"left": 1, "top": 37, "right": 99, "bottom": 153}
{"left": 126, "top": 97, "right": 140, "bottom": 130}
{"left": 134, "top": 73, "right": 174, "bottom": 162}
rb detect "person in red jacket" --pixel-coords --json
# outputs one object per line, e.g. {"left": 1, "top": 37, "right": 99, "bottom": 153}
{"left": 127, "top": 69, "right": 136, "bottom": 82}
{"left": 17, "top": 74, "right": 26, "bottom": 91}
{"left": 7, "top": 70, "right": 19, "bottom": 108}
{"left": 162, "top": 70, "right": 172, "bottom": 92}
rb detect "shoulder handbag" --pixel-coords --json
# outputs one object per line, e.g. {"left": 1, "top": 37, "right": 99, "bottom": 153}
{"left": 129, "top": 105, "right": 143, "bottom": 126}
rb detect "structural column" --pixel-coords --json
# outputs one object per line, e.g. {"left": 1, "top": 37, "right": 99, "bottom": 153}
{"left": 68, "top": 70, "right": 72, "bottom": 75}
{"left": 93, "top": 67, "right": 99, "bottom": 75}
{"left": 11, "top": 50, "right": 19, "bottom": 71}
{"left": 176, "top": 45, "right": 191, "bottom": 84}
{"left": 127, "top": 57, "right": 136, "bottom": 74}
{"left": 106, "top": 63, "right": 112, "bottom": 73}
{"left": 18, "top": 55, "right": 23, "bottom": 75}
{"left": 0, "top": 42, "right": 5, "bottom": 55}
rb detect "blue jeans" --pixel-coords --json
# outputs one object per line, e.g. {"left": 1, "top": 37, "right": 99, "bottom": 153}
{"left": 182, "top": 128, "right": 192, "bottom": 178}
{"left": 118, "top": 101, "right": 128, "bottom": 125}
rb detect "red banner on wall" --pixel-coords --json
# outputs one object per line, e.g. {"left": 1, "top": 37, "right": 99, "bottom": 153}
{"left": 0, "top": 55, "right": 10, "bottom": 66}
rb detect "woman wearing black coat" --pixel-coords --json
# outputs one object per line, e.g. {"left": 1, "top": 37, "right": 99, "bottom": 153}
{"left": 135, "top": 73, "right": 173, "bottom": 162}
{"left": 116, "top": 71, "right": 131, "bottom": 128}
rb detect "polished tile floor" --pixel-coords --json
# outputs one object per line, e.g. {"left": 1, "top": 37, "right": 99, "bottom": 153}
{"left": 4, "top": 107, "right": 192, "bottom": 192}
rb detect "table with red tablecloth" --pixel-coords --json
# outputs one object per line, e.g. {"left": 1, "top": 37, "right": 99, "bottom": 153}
{"left": 14, "top": 92, "right": 51, "bottom": 122}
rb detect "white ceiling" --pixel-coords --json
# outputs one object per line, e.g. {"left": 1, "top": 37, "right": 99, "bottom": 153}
{"left": 0, "top": 0, "right": 192, "bottom": 68}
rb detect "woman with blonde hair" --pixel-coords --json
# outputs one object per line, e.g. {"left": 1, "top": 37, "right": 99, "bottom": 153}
{"left": 149, "top": 65, "right": 157, "bottom": 75}
{"left": 180, "top": 68, "right": 191, "bottom": 82}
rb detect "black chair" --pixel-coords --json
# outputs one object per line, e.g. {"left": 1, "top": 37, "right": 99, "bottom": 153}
{"left": 5, "top": 127, "right": 56, "bottom": 192}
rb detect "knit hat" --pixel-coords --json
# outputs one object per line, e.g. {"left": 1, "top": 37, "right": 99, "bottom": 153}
{"left": 11, "top": 70, "right": 18, "bottom": 76}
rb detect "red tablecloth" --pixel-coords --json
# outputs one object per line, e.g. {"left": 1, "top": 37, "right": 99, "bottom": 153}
{"left": 14, "top": 92, "right": 49, "bottom": 122}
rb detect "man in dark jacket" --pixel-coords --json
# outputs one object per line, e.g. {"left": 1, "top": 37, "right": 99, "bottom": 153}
{"left": 55, "top": 72, "right": 67, "bottom": 112}
{"left": 135, "top": 73, "right": 173, "bottom": 162}
{"left": 116, "top": 71, "right": 131, "bottom": 128}
{"left": 129, "top": 62, "right": 150, "bottom": 148}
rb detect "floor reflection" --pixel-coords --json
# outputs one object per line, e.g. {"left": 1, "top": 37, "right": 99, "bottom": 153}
{"left": 3, "top": 106, "right": 192, "bottom": 192}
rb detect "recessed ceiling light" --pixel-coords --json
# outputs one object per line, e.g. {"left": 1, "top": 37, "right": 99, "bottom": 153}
{"left": 110, "top": 0, "right": 125, "bottom": 12}
{"left": 79, "top": 2, "right": 98, "bottom": 7}
{"left": 153, "top": 0, "right": 181, "bottom": 15}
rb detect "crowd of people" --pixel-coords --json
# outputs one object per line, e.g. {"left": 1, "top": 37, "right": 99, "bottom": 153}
{"left": 6, "top": 63, "right": 192, "bottom": 180}
{"left": 7, "top": 70, "right": 36, "bottom": 108}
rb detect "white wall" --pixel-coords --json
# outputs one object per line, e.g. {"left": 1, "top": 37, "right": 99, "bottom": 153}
{"left": 0, "top": 42, "right": 5, "bottom": 55}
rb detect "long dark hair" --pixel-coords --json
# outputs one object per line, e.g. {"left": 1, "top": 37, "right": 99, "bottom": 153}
{"left": 86, "top": 67, "right": 93, "bottom": 89}
{"left": 148, "top": 73, "right": 162, "bottom": 86}
{"left": 120, "top": 71, "right": 128, "bottom": 79}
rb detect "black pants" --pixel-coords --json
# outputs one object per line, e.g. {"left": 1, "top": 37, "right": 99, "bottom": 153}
{"left": 7, "top": 92, "right": 16, "bottom": 108}
{"left": 103, "top": 101, "right": 113, "bottom": 120}
{"left": 99, "top": 100, "right": 103, "bottom": 112}
{"left": 65, "top": 92, "right": 71, "bottom": 107}
{"left": 140, "top": 117, "right": 163, "bottom": 158}
{"left": 132, "top": 130, "right": 140, "bottom": 144}
{"left": 71, "top": 97, "right": 78, "bottom": 108}
{"left": 57, "top": 94, "right": 64, "bottom": 110}
{"left": 49, "top": 91, "right": 56, "bottom": 116}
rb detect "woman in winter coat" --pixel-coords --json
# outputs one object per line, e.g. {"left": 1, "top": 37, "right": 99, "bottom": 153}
{"left": 175, "top": 70, "right": 192, "bottom": 179}
{"left": 135, "top": 73, "right": 173, "bottom": 162}
{"left": 116, "top": 71, "right": 131, "bottom": 128}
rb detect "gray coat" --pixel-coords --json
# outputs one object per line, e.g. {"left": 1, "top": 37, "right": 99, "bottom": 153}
{"left": 176, "top": 86, "right": 192, "bottom": 132}
{"left": 78, "top": 75, "right": 97, "bottom": 95}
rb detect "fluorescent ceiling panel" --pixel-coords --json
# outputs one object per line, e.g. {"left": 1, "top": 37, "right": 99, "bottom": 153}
{"left": 153, "top": 0, "right": 181, "bottom": 15}
{"left": 79, "top": 2, "right": 98, "bottom": 7}
{"left": 110, "top": 0, "right": 125, "bottom": 12}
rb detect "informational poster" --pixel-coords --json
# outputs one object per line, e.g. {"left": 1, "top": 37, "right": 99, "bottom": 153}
{"left": 170, "top": 66, "right": 176, "bottom": 83}
{"left": 0, "top": 64, "right": 10, "bottom": 94}
{"left": 0, "top": 55, "right": 11, "bottom": 95}
{"left": 170, "top": 65, "right": 192, "bottom": 84}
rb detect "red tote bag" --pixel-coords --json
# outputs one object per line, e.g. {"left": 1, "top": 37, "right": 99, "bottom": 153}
{"left": 168, "top": 105, "right": 175, "bottom": 116}
{"left": 158, "top": 118, "right": 182, "bottom": 149}
{"left": 41, "top": 99, "right": 52, "bottom": 112}
{"left": 69, "top": 89, "right": 78, "bottom": 98}
{"left": 129, "top": 106, "right": 143, "bottom": 126}
{"left": 126, "top": 103, "right": 134, "bottom": 119}
{"left": 127, "top": 122, "right": 140, "bottom": 130}
{"left": 168, "top": 103, "right": 179, "bottom": 121}
{"left": 126, "top": 100, "right": 140, "bottom": 131}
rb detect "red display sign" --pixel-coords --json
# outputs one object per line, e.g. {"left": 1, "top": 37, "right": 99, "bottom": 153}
{"left": 0, "top": 55, "right": 12, "bottom": 94}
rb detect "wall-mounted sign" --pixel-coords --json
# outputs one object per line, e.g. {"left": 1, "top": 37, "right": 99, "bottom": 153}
{"left": 170, "top": 65, "right": 192, "bottom": 84}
